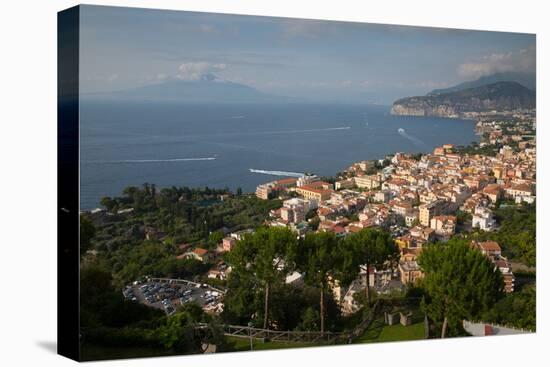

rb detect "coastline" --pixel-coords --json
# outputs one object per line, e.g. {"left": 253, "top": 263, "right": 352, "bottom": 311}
{"left": 80, "top": 104, "right": 479, "bottom": 210}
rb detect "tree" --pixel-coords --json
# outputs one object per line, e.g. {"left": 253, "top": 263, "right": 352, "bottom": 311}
{"left": 418, "top": 238, "right": 504, "bottom": 338}
{"left": 100, "top": 196, "right": 117, "bottom": 212}
{"left": 208, "top": 231, "right": 224, "bottom": 248}
{"left": 297, "top": 232, "right": 341, "bottom": 335}
{"left": 343, "top": 228, "right": 398, "bottom": 307}
{"left": 226, "top": 226, "right": 297, "bottom": 329}
{"left": 221, "top": 271, "right": 259, "bottom": 326}
{"left": 156, "top": 303, "right": 207, "bottom": 352}
{"left": 482, "top": 284, "right": 536, "bottom": 331}
{"left": 80, "top": 214, "right": 96, "bottom": 255}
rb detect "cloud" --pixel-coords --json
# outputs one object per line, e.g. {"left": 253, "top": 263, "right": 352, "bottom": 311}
{"left": 176, "top": 62, "right": 227, "bottom": 80}
{"left": 280, "top": 19, "right": 337, "bottom": 39}
{"left": 457, "top": 46, "right": 535, "bottom": 79}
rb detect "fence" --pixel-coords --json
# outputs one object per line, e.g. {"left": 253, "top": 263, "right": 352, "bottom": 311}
{"left": 196, "top": 300, "right": 381, "bottom": 345}
{"left": 222, "top": 324, "right": 345, "bottom": 344}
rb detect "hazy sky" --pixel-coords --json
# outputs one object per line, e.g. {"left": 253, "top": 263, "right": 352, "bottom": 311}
{"left": 80, "top": 5, "right": 536, "bottom": 104}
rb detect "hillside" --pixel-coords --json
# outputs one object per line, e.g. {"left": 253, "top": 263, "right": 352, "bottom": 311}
{"left": 83, "top": 74, "right": 291, "bottom": 104}
{"left": 428, "top": 72, "right": 535, "bottom": 96}
{"left": 391, "top": 81, "right": 536, "bottom": 118}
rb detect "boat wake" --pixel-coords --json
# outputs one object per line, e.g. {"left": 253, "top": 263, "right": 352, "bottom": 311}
{"left": 105, "top": 157, "right": 217, "bottom": 163}
{"left": 249, "top": 169, "right": 305, "bottom": 177}
{"left": 397, "top": 128, "right": 428, "bottom": 148}
{"left": 252, "top": 126, "right": 351, "bottom": 136}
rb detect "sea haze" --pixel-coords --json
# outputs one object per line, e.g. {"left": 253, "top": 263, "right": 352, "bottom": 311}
{"left": 80, "top": 102, "right": 478, "bottom": 209}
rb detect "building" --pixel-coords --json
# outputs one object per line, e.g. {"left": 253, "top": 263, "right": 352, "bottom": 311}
{"left": 355, "top": 160, "right": 375, "bottom": 171}
{"left": 433, "top": 147, "right": 445, "bottom": 156}
{"left": 335, "top": 178, "right": 355, "bottom": 190}
{"left": 505, "top": 183, "right": 533, "bottom": 200}
{"left": 392, "top": 201, "right": 413, "bottom": 217}
{"left": 185, "top": 248, "right": 209, "bottom": 262}
{"left": 255, "top": 183, "right": 273, "bottom": 200}
{"left": 374, "top": 190, "right": 391, "bottom": 203}
{"left": 483, "top": 184, "right": 502, "bottom": 204}
{"left": 492, "top": 166, "right": 504, "bottom": 180}
{"left": 476, "top": 241, "right": 502, "bottom": 259}
{"left": 230, "top": 229, "right": 254, "bottom": 241}
{"left": 399, "top": 249, "right": 423, "bottom": 285}
{"left": 296, "top": 184, "right": 333, "bottom": 201}
{"left": 355, "top": 175, "right": 381, "bottom": 189}
{"left": 221, "top": 236, "right": 236, "bottom": 252}
{"left": 473, "top": 241, "right": 514, "bottom": 293}
{"left": 410, "top": 225, "right": 435, "bottom": 243}
{"left": 275, "top": 177, "right": 298, "bottom": 189}
{"left": 297, "top": 174, "right": 318, "bottom": 187}
{"left": 442, "top": 143, "right": 454, "bottom": 151}
{"left": 280, "top": 206, "right": 305, "bottom": 223}
{"left": 283, "top": 197, "right": 318, "bottom": 213}
{"left": 472, "top": 206, "right": 497, "bottom": 231}
{"left": 419, "top": 200, "right": 445, "bottom": 226}
{"left": 404, "top": 210, "right": 419, "bottom": 227}
{"left": 430, "top": 215, "right": 456, "bottom": 239}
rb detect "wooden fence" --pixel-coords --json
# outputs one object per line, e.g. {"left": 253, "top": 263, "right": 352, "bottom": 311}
{"left": 197, "top": 300, "right": 380, "bottom": 345}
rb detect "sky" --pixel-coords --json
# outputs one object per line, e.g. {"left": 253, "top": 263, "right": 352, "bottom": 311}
{"left": 80, "top": 5, "right": 536, "bottom": 104}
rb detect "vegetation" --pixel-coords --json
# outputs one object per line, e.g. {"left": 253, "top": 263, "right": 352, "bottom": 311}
{"left": 226, "top": 227, "right": 298, "bottom": 329}
{"left": 454, "top": 142, "right": 501, "bottom": 157}
{"left": 482, "top": 284, "right": 536, "bottom": 331}
{"left": 222, "top": 227, "right": 398, "bottom": 336}
{"left": 469, "top": 203, "right": 536, "bottom": 266}
{"left": 224, "top": 336, "right": 315, "bottom": 352}
{"left": 297, "top": 232, "right": 343, "bottom": 335}
{"left": 79, "top": 183, "right": 535, "bottom": 356}
{"left": 80, "top": 264, "right": 221, "bottom": 355}
{"left": 355, "top": 321, "right": 425, "bottom": 344}
{"left": 418, "top": 238, "right": 504, "bottom": 338}
{"left": 85, "top": 185, "right": 281, "bottom": 286}
{"left": 342, "top": 229, "right": 399, "bottom": 306}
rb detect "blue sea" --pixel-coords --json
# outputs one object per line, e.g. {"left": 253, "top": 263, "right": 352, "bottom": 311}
{"left": 80, "top": 102, "right": 478, "bottom": 209}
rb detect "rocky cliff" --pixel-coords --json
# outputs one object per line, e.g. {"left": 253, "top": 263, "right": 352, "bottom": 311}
{"left": 391, "top": 81, "right": 536, "bottom": 118}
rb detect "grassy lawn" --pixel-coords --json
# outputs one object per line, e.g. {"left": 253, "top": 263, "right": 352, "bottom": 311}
{"left": 224, "top": 336, "right": 318, "bottom": 352}
{"left": 355, "top": 317, "right": 425, "bottom": 344}
{"left": 80, "top": 343, "right": 179, "bottom": 361}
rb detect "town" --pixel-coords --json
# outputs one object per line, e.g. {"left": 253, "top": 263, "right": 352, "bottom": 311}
{"left": 83, "top": 108, "right": 536, "bottom": 356}
{"left": 247, "top": 108, "right": 535, "bottom": 306}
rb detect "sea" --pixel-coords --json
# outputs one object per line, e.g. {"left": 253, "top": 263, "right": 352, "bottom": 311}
{"left": 80, "top": 102, "right": 478, "bottom": 209}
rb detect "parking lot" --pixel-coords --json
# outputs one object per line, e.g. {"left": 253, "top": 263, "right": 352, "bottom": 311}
{"left": 123, "top": 278, "right": 224, "bottom": 315}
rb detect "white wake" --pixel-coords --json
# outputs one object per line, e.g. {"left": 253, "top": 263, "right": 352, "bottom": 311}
{"left": 397, "top": 128, "right": 428, "bottom": 148}
{"left": 108, "top": 157, "right": 217, "bottom": 163}
{"left": 249, "top": 169, "right": 305, "bottom": 177}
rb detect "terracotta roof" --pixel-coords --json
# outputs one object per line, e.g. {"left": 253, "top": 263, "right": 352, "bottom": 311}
{"left": 193, "top": 248, "right": 209, "bottom": 256}
{"left": 510, "top": 183, "right": 532, "bottom": 192}
{"left": 276, "top": 178, "right": 298, "bottom": 185}
{"left": 478, "top": 241, "right": 501, "bottom": 252}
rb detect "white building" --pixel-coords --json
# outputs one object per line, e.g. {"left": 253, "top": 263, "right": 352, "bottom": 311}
{"left": 297, "top": 174, "right": 318, "bottom": 187}
{"left": 472, "top": 206, "right": 497, "bottom": 231}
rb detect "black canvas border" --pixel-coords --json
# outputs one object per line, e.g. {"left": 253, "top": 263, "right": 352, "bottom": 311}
{"left": 57, "top": 5, "right": 80, "bottom": 362}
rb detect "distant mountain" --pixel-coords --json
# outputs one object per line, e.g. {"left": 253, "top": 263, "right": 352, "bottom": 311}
{"left": 83, "top": 74, "right": 292, "bottom": 104}
{"left": 391, "top": 81, "right": 536, "bottom": 118}
{"left": 428, "top": 72, "right": 535, "bottom": 96}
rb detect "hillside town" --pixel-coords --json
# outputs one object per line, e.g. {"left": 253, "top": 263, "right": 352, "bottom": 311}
{"left": 118, "top": 109, "right": 535, "bottom": 318}
{"left": 241, "top": 109, "right": 535, "bottom": 311}
{"left": 107, "top": 110, "right": 537, "bottom": 332}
